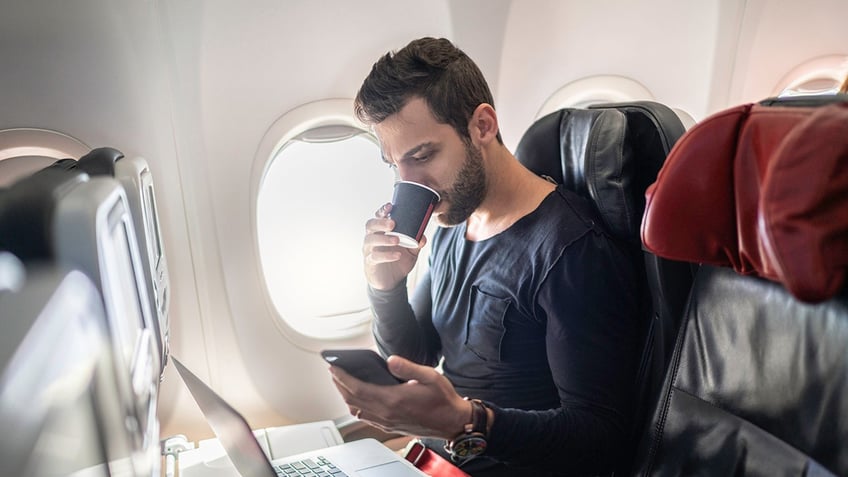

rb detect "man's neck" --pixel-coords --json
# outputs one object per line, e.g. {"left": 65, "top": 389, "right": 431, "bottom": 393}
{"left": 465, "top": 149, "right": 556, "bottom": 242}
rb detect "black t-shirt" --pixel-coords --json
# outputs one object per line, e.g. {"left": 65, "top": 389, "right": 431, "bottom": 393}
{"left": 369, "top": 186, "right": 641, "bottom": 476}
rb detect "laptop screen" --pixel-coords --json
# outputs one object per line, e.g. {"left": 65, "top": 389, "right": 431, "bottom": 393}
{"left": 172, "top": 357, "right": 277, "bottom": 477}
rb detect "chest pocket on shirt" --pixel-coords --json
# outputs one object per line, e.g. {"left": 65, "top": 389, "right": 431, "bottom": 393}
{"left": 464, "top": 286, "right": 511, "bottom": 362}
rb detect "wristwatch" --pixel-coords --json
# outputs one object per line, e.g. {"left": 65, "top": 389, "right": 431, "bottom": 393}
{"left": 445, "top": 398, "right": 488, "bottom": 462}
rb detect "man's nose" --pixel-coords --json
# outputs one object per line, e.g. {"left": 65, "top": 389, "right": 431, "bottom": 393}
{"left": 394, "top": 164, "right": 435, "bottom": 191}
{"left": 395, "top": 165, "right": 420, "bottom": 184}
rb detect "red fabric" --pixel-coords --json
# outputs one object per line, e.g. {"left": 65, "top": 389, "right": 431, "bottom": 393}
{"left": 641, "top": 104, "right": 748, "bottom": 267}
{"left": 759, "top": 103, "right": 848, "bottom": 302}
{"left": 642, "top": 101, "right": 848, "bottom": 302}
{"left": 403, "top": 440, "right": 470, "bottom": 477}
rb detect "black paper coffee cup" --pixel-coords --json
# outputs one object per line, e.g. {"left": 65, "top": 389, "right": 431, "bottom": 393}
{"left": 386, "top": 181, "right": 440, "bottom": 248}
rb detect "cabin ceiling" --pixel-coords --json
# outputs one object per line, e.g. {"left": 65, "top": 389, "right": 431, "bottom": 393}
{"left": 3, "top": 0, "right": 846, "bottom": 156}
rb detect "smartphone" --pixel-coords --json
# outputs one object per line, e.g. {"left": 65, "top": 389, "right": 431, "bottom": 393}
{"left": 321, "top": 349, "right": 403, "bottom": 386}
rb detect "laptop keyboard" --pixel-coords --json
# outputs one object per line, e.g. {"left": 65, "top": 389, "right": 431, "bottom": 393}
{"left": 274, "top": 455, "right": 348, "bottom": 476}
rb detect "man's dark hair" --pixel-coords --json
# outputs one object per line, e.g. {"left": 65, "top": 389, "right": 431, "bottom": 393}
{"left": 354, "top": 37, "right": 503, "bottom": 144}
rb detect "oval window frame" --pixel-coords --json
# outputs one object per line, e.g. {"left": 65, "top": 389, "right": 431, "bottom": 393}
{"left": 250, "top": 99, "right": 388, "bottom": 345}
{"left": 773, "top": 55, "right": 848, "bottom": 97}
{"left": 536, "top": 75, "right": 655, "bottom": 119}
{"left": 0, "top": 128, "right": 90, "bottom": 186}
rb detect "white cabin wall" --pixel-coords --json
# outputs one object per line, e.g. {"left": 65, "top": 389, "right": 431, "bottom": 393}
{"left": 495, "top": 0, "right": 848, "bottom": 152}
{"left": 496, "top": 0, "right": 721, "bottom": 151}
{"left": 445, "top": 1, "right": 513, "bottom": 105}
{"left": 153, "top": 0, "right": 236, "bottom": 441}
{"left": 727, "top": 0, "right": 848, "bottom": 105}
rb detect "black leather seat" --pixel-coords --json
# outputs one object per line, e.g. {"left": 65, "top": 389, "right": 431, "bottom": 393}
{"left": 514, "top": 101, "right": 693, "bottom": 473}
{"left": 634, "top": 96, "right": 848, "bottom": 476}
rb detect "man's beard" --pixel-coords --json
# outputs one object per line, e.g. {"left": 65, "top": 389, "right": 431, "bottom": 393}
{"left": 435, "top": 139, "right": 487, "bottom": 226}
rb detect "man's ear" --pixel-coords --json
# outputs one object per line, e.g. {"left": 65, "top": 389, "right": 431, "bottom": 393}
{"left": 468, "top": 103, "right": 499, "bottom": 145}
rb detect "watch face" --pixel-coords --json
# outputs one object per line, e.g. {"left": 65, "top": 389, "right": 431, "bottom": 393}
{"left": 451, "top": 434, "right": 487, "bottom": 459}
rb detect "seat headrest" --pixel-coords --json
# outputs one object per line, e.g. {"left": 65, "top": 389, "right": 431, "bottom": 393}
{"left": 759, "top": 103, "right": 848, "bottom": 302}
{"left": 642, "top": 99, "right": 848, "bottom": 302}
{"left": 0, "top": 168, "right": 88, "bottom": 261}
{"left": 515, "top": 102, "right": 684, "bottom": 241}
{"left": 78, "top": 147, "right": 124, "bottom": 177}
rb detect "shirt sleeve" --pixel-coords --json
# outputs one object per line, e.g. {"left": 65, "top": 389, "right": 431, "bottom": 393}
{"left": 368, "top": 271, "right": 442, "bottom": 367}
{"left": 483, "top": 230, "right": 642, "bottom": 474}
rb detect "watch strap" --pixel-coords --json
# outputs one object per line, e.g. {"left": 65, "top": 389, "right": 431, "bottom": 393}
{"left": 445, "top": 398, "right": 488, "bottom": 461}
{"left": 467, "top": 399, "right": 487, "bottom": 436}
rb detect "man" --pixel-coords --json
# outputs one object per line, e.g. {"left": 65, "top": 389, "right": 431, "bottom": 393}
{"left": 329, "top": 37, "right": 641, "bottom": 476}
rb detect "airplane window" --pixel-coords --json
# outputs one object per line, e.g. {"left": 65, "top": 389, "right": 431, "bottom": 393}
{"left": 535, "top": 76, "right": 699, "bottom": 130}
{"left": 257, "top": 128, "right": 396, "bottom": 339}
{"left": 536, "top": 74, "right": 655, "bottom": 119}
{"left": 0, "top": 128, "right": 89, "bottom": 187}
{"left": 0, "top": 128, "right": 89, "bottom": 161}
{"left": 774, "top": 55, "right": 848, "bottom": 97}
{"left": 778, "top": 76, "right": 844, "bottom": 96}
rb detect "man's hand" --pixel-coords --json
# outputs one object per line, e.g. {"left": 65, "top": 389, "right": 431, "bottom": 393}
{"left": 329, "top": 355, "right": 470, "bottom": 440}
{"left": 363, "top": 203, "right": 426, "bottom": 290}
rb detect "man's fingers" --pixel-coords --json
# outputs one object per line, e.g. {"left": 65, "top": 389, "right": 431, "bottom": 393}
{"left": 365, "top": 249, "right": 402, "bottom": 266}
{"left": 375, "top": 202, "right": 393, "bottom": 218}
{"left": 386, "top": 355, "right": 439, "bottom": 383}
{"left": 329, "top": 367, "right": 366, "bottom": 402}
{"left": 365, "top": 216, "right": 396, "bottom": 234}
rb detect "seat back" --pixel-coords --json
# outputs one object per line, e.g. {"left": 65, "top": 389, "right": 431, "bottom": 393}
{"left": 514, "top": 101, "right": 693, "bottom": 472}
{"left": 0, "top": 253, "right": 150, "bottom": 476}
{"left": 635, "top": 95, "right": 848, "bottom": 476}
{"left": 54, "top": 176, "right": 162, "bottom": 451}
{"left": 79, "top": 147, "right": 171, "bottom": 378}
{"left": 0, "top": 166, "right": 87, "bottom": 261}
{"left": 0, "top": 167, "right": 162, "bottom": 475}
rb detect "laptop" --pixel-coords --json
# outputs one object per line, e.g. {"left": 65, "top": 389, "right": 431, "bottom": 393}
{"left": 172, "top": 357, "right": 427, "bottom": 477}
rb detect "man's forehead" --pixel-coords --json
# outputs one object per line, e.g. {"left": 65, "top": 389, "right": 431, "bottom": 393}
{"left": 375, "top": 99, "right": 434, "bottom": 133}
{"left": 373, "top": 98, "right": 455, "bottom": 161}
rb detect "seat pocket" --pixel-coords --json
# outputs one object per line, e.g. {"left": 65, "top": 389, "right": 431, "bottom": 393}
{"left": 464, "top": 286, "right": 510, "bottom": 362}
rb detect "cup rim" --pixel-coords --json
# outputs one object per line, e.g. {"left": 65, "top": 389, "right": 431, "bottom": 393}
{"left": 384, "top": 231, "right": 421, "bottom": 248}
{"left": 394, "top": 180, "right": 441, "bottom": 201}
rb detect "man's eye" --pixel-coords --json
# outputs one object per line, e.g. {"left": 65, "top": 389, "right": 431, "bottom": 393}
{"left": 412, "top": 154, "right": 430, "bottom": 162}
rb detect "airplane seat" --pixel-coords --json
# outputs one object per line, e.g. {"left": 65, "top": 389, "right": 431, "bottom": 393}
{"left": 78, "top": 146, "right": 171, "bottom": 379}
{"left": 513, "top": 101, "right": 694, "bottom": 473}
{"left": 49, "top": 157, "right": 81, "bottom": 171}
{"left": 0, "top": 166, "right": 88, "bottom": 261}
{"left": 0, "top": 166, "right": 162, "bottom": 476}
{"left": 633, "top": 96, "right": 848, "bottom": 476}
{"left": 0, "top": 251, "right": 153, "bottom": 476}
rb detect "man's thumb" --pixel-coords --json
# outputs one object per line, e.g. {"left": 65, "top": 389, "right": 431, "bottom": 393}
{"left": 386, "top": 355, "right": 435, "bottom": 382}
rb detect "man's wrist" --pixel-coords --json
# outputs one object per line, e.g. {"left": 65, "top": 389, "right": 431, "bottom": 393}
{"left": 445, "top": 398, "right": 489, "bottom": 461}
{"left": 367, "top": 278, "right": 407, "bottom": 295}
{"left": 450, "top": 399, "right": 474, "bottom": 439}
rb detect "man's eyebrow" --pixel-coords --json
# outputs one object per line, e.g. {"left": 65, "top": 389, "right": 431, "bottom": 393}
{"left": 381, "top": 142, "right": 435, "bottom": 166}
